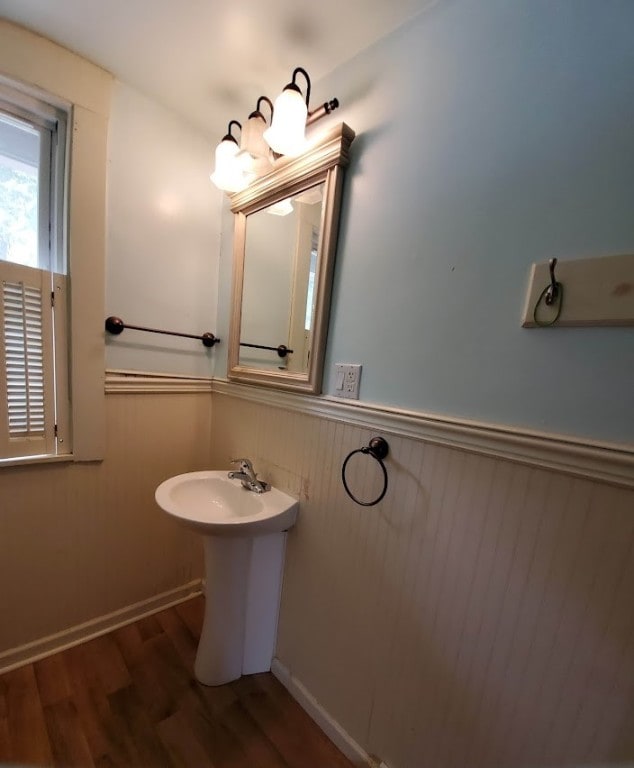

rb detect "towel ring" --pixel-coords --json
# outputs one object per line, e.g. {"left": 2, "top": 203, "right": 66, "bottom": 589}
{"left": 341, "top": 436, "right": 389, "bottom": 507}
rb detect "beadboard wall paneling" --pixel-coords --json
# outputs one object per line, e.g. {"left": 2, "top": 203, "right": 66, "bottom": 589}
{"left": 208, "top": 393, "right": 634, "bottom": 768}
{"left": 0, "top": 392, "right": 209, "bottom": 657}
{"left": 210, "top": 380, "right": 634, "bottom": 489}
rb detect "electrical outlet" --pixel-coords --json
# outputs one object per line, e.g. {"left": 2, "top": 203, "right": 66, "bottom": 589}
{"left": 334, "top": 363, "right": 362, "bottom": 399}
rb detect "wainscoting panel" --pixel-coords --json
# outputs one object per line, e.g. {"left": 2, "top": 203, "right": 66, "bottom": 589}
{"left": 209, "top": 391, "right": 634, "bottom": 768}
{"left": 0, "top": 391, "right": 210, "bottom": 660}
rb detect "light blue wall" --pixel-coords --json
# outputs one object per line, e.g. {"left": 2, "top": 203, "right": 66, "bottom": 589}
{"left": 218, "top": 0, "right": 634, "bottom": 445}
{"left": 106, "top": 82, "right": 222, "bottom": 377}
{"left": 319, "top": 0, "right": 634, "bottom": 444}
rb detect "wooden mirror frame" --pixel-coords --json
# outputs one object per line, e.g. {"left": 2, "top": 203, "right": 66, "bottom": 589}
{"left": 228, "top": 122, "right": 355, "bottom": 394}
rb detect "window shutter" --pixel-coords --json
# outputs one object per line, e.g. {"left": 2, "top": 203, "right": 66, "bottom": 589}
{"left": 0, "top": 262, "right": 55, "bottom": 458}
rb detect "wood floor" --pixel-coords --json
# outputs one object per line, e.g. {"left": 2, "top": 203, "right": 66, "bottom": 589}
{"left": 0, "top": 596, "right": 355, "bottom": 767}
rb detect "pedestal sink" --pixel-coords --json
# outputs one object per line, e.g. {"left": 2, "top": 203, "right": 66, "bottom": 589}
{"left": 155, "top": 470, "right": 298, "bottom": 686}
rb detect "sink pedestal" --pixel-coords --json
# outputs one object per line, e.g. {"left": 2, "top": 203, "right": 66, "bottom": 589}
{"left": 195, "top": 531, "right": 287, "bottom": 686}
{"left": 154, "top": 470, "right": 298, "bottom": 686}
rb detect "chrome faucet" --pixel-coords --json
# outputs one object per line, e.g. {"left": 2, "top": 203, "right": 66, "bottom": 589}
{"left": 228, "top": 458, "right": 270, "bottom": 493}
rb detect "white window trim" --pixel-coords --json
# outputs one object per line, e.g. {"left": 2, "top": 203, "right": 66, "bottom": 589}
{"left": 0, "top": 19, "right": 113, "bottom": 462}
{"left": 0, "top": 85, "right": 70, "bottom": 461}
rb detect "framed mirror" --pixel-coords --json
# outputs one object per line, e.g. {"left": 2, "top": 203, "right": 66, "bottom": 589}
{"left": 228, "top": 122, "right": 355, "bottom": 394}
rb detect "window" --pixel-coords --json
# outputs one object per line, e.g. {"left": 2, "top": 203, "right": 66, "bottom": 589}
{"left": 0, "top": 21, "right": 112, "bottom": 464}
{"left": 304, "top": 226, "right": 319, "bottom": 332}
{"left": 0, "top": 84, "right": 69, "bottom": 460}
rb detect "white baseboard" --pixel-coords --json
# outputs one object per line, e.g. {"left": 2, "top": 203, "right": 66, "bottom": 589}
{"left": 0, "top": 579, "right": 203, "bottom": 675}
{"left": 271, "top": 657, "right": 372, "bottom": 767}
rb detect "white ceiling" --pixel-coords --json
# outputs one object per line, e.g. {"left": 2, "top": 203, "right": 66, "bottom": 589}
{"left": 0, "top": 0, "right": 432, "bottom": 140}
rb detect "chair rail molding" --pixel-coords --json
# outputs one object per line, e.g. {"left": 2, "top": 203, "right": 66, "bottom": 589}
{"left": 210, "top": 379, "right": 634, "bottom": 489}
{"left": 105, "top": 369, "right": 213, "bottom": 394}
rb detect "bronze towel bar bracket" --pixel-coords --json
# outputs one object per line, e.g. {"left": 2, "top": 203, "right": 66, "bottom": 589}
{"left": 105, "top": 316, "right": 220, "bottom": 348}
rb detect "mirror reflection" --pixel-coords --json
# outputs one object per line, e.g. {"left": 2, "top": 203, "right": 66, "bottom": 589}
{"left": 239, "top": 183, "right": 324, "bottom": 374}
{"left": 228, "top": 121, "right": 355, "bottom": 394}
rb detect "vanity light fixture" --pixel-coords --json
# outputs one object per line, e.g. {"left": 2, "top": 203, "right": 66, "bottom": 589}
{"left": 211, "top": 70, "right": 339, "bottom": 193}
{"left": 263, "top": 67, "right": 339, "bottom": 158}
{"left": 210, "top": 120, "right": 252, "bottom": 193}
{"left": 237, "top": 96, "right": 275, "bottom": 177}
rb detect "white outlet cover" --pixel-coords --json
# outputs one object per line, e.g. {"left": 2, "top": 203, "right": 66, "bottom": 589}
{"left": 334, "top": 363, "right": 361, "bottom": 399}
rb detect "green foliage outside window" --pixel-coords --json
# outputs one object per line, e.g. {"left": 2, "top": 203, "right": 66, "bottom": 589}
{"left": 0, "top": 163, "right": 38, "bottom": 267}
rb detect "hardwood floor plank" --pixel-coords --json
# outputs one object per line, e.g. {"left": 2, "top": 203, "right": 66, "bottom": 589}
{"left": 63, "top": 642, "right": 135, "bottom": 766}
{"left": 122, "top": 635, "right": 192, "bottom": 723}
{"left": 0, "top": 598, "right": 355, "bottom": 768}
{"left": 44, "top": 698, "right": 95, "bottom": 767}
{"left": 35, "top": 653, "right": 73, "bottom": 706}
{"left": 151, "top": 630, "right": 196, "bottom": 702}
{"left": 131, "top": 659, "right": 176, "bottom": 724}
{"left": 108, "top": 684, "right": 173, "bottom": 766}
{"left": 212, "top": 694, "right": 291, "bottom": 768}
{"left": 0, "top": 670, "right": 8, "bottom": 731}
{"left": 156, "top": 602, "right": 199, "bottom": 669}
{"left": 112, "top": 620, "right": 145, "bottom": 668}
{"left": 137, "top": 613, "right": 164, "bottom": 642}
{"left": 192, "top": 674, "right": 240, "bottom": 717}
{"left": 175, "top": 595, "right": 204, "bottom": 636}
{"left": 81, "top": 634, "right": 131, "bottom": 695}
{"left": 0, "top": 674, "right": 6, "bottom": 717}
{"left": 177, "top": 686, "right": 253, "bottom": 768}
{"left": 97, "top": 690, "right": 145, "bottom": 766}
{"left": 191, "top": 675, "right": 290, "bottom": 767}
{"left": 157, "top": 708, "right": 216, "bottom": 768}
{"left": 2, "top": 664, "right": 54, "bottom": 766}
{"left": 233, "top": 673, "right": 354, "bottom": 768}
{"left": 0, "top": 708, "right": 10, "bottom": 763}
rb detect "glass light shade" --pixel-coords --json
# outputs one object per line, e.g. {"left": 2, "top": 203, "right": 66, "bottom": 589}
{"left": 234, "top": 149, "right": 265, "bottom": 180}
{"left": 263, "top": 87, "right": 308, "bottom": 157}
{"left": 210, "top": 137, "right": 248, "bottom": 193}
{"left": 241, "top": 114, "right": 271, "bottom": 164}
{"left": 266, "top": 198, "right": 294, "bottom": 216}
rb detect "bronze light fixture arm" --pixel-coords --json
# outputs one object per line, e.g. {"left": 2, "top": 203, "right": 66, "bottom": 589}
{"left": 290, "top": 66, "right": 311, "bottom": 107}
{"left": 251, "top": 95, "right": 274, "bottom": 122}
{"left": 223, "top": 119, "right": 242, "bottom": 144}
{"left": 307, "top": 98, "right": 339, "bottom": 125}
{"left": 288, "top": 67, "right": 339, "bottom": 125}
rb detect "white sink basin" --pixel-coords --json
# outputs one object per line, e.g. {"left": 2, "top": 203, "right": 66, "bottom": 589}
{"left": 155, "top": 470, "right": 298, "bottom": 537}
{"left": 155, "top": 469, "right": 299, "bottom": 686}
